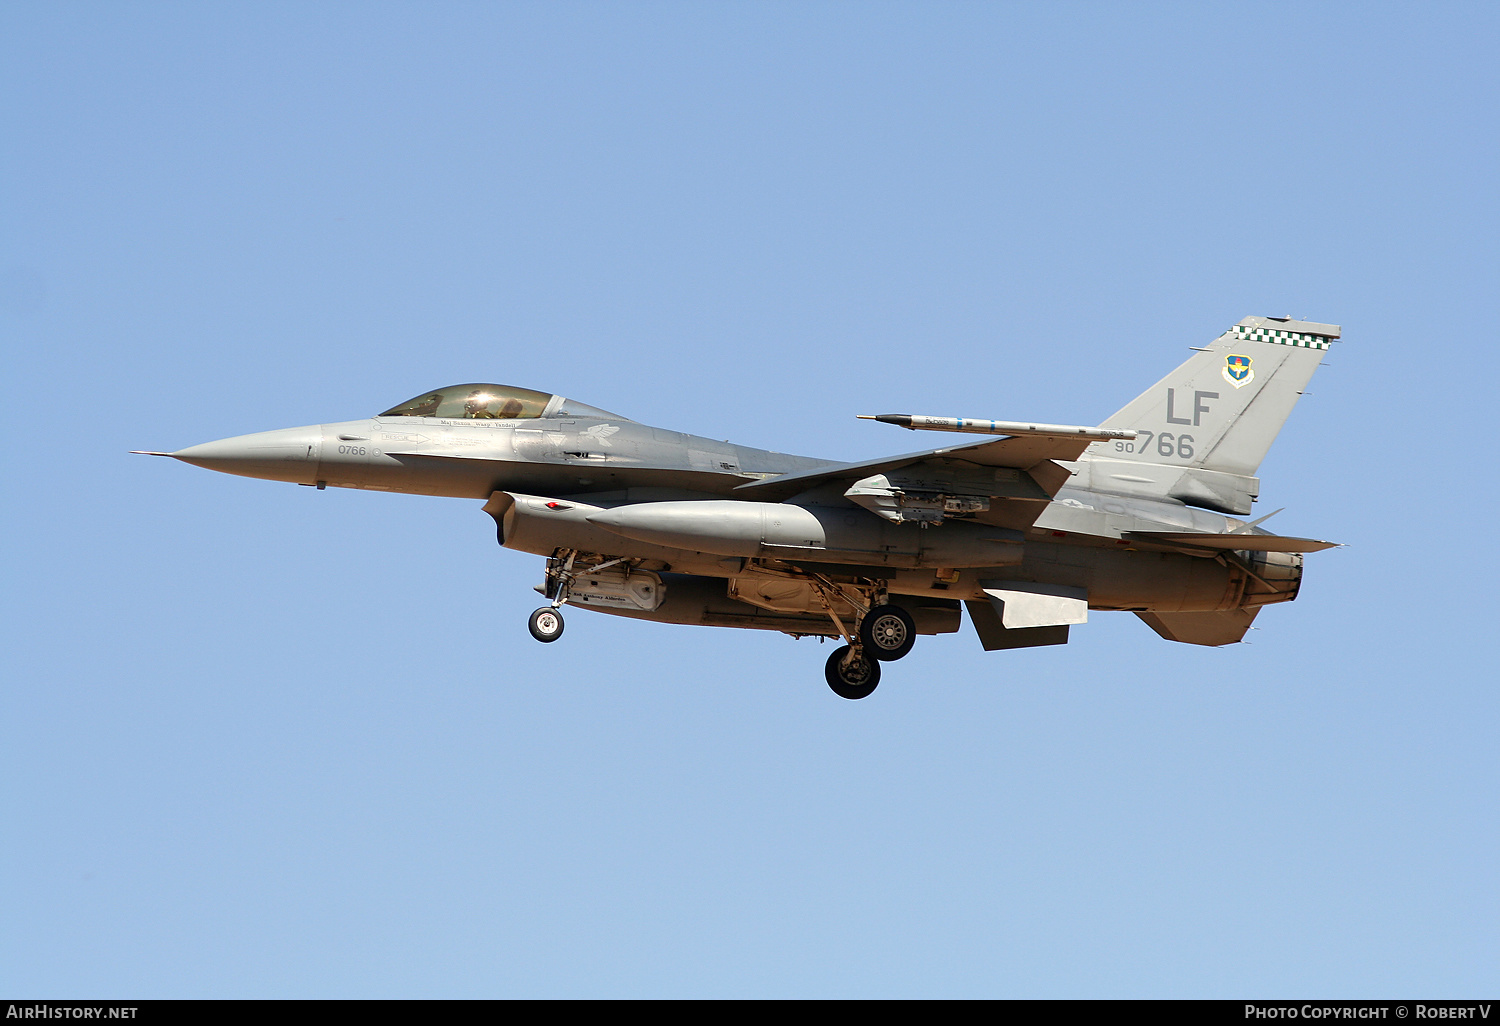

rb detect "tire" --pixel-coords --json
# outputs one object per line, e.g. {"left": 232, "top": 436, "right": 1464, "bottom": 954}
{"left": 860, "top": 604, "right": 916, "bottom": 661}
{"left": 825, "top": 645, "right": 880, "bottom": 700}
{"left": 528, "top": 606, "right": 565, "bottom": 643}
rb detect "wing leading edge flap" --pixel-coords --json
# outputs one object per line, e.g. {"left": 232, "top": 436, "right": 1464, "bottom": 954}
{"left": 734, "top": 434, "right": 1093, "bottom": 501}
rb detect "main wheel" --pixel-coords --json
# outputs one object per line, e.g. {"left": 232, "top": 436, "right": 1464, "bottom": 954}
{"left": 825, "top": 645, "right": 881, "bottom": 700}
{"left": 528, "top": 606, "right": 565, "bottom": 643}
{"left": 860, "top": 604, "right": 916, "bottom": 661}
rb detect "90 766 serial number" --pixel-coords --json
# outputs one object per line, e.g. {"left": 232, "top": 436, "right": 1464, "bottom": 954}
{"left": 1115, "top": 431, "right": 1194, "bottom": 459}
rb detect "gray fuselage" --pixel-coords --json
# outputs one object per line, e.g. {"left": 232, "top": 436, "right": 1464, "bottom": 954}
{"left": 170, "top": 410, "right": 1297, "bottom": 621}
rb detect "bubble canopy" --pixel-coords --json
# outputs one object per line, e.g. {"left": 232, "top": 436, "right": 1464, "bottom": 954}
{"left": 377, "top": 384, "right": 623, "bottom": 421}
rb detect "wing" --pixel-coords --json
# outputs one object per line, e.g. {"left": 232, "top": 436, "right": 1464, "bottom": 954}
{"left": 734, "top": 433, "right": 1093, "bottom": 499}
{"left": 733, "top": 433, "right": 1093, "bottom": 530}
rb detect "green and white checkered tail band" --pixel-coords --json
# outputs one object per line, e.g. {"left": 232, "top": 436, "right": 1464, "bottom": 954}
{"left": 1228, "top": 325, "right": 1334, "bottom": 350}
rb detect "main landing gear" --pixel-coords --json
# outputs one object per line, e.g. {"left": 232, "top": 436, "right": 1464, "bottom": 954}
{"left": 524, "top": 553, "right": 917, "bottom": 702}
{"left": 860, "top": 604, "right": 916, "bottom": 662}
{"left": 825, "top": 645, "right": 880, "bottom": 700}
{"left": 806, "top": 571, "right": 918, "bottom": 700}
{"left": 821, "top": 604, "right": 913, "bottom": 700}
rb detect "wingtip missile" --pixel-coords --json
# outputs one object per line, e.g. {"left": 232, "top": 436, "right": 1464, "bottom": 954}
{"left": 857, "top": 414, "right": 1136, "bottom": 441}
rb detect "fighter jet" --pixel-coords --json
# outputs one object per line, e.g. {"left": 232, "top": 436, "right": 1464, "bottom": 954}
{"left": 136, "top": 316, "right": 1341, "bottom": 699}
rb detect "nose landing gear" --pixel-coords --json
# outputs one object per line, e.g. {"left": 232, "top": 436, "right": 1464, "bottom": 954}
{"left": 527, "top": 549, "right": 576, "bottom": 643}
{"left": 528, "top": 606, "right": 565, "bottom": 643}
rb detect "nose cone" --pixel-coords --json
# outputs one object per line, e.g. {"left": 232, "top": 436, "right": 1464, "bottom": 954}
{"left": 172, "top": 425, "right": 322, "bottom": 484}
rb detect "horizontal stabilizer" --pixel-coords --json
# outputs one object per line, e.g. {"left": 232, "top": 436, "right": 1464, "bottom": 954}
{"left": 1124, "top": 531, "right": 1338, "bottom": 553}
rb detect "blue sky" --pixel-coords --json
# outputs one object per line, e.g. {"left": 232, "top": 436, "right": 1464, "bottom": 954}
{"left": 3, "top": 1, "right": 1496, "bottom": 997}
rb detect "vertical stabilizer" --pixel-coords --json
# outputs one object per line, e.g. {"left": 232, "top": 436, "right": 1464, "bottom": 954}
{"left": 1079, "top": 316, "right": 1339, "bottom": 514}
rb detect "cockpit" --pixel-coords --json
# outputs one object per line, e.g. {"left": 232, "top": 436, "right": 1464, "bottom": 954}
{"left": 377, "top": 384, "right": 624, "bottom": 421}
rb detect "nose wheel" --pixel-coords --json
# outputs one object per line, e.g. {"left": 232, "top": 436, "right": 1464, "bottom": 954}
{"left": 825, "top": 644, "right": 880, "bottom": 700}
{"left": 528, "top": 606, "right": 565, "bottom": 643}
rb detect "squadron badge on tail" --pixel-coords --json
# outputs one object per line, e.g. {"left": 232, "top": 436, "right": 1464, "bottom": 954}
{"left": 1223, "top": 354, "right": 1254, "bottom": 388}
